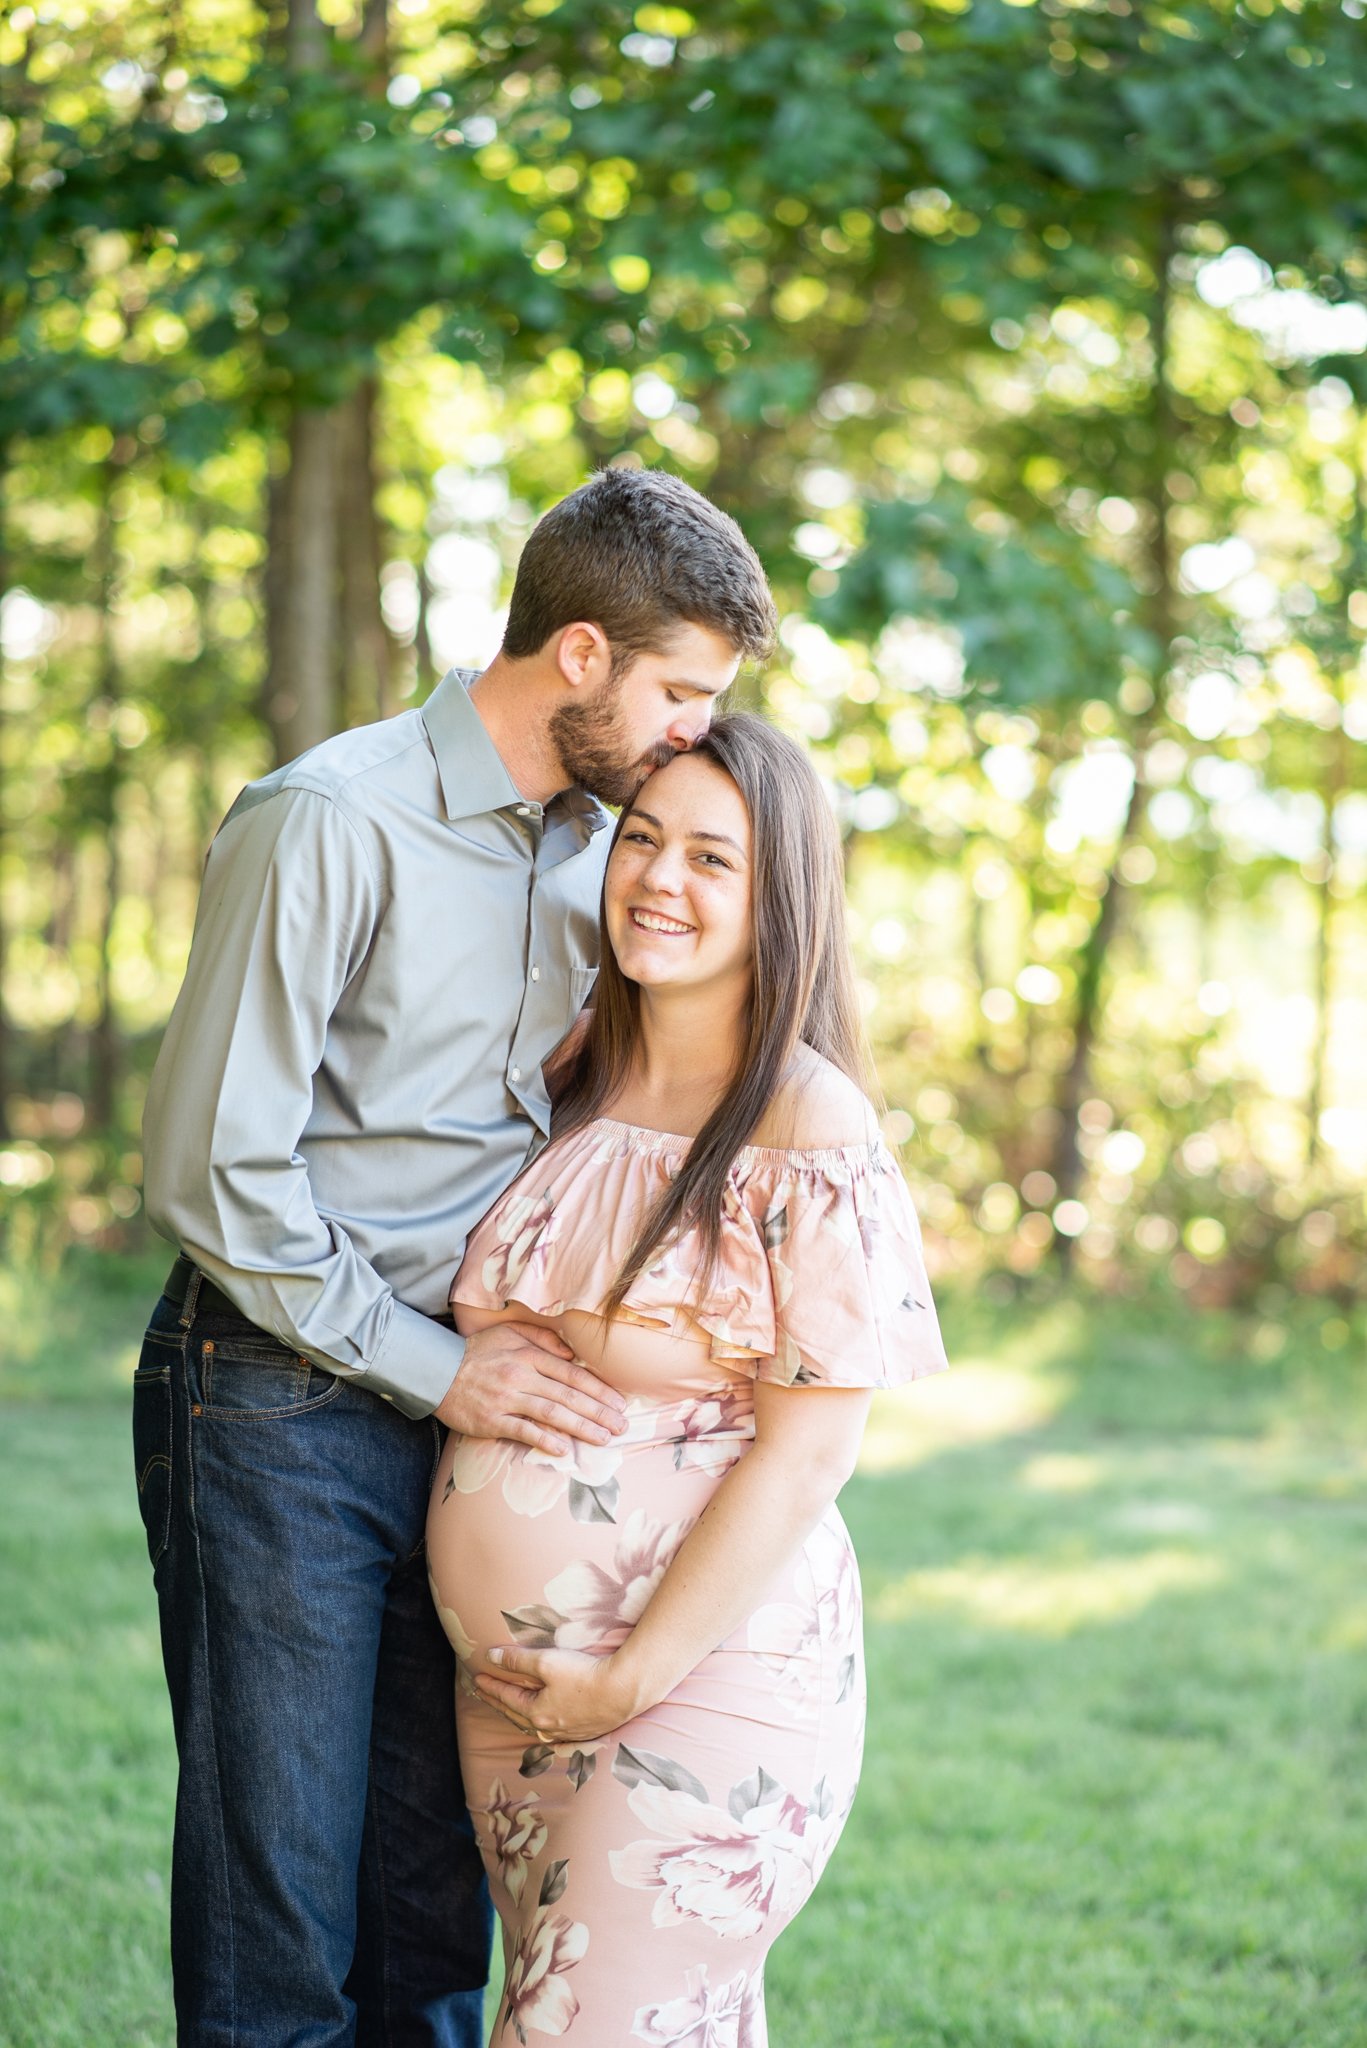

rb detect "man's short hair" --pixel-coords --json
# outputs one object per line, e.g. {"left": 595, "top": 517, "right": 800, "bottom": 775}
{"left": 502, "top": 467, "right": 777, "bottom": 672}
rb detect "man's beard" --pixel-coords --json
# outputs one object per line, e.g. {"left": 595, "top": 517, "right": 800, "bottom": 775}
{"left": 549, "top": 678, "right": 676, "bottom": 808}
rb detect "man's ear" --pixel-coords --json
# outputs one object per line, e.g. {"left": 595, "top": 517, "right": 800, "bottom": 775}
{"left": 554, "top": 621, "right": 611, "bottom": 689}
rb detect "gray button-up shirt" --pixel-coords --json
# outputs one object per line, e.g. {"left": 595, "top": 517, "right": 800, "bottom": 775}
{"left": 143, "top": 669, "right": 610, "bottom": 1417}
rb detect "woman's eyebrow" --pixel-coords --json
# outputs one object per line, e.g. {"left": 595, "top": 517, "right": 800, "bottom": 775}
{"left": 624, "top": 807, "right": 745, "bottom": 856}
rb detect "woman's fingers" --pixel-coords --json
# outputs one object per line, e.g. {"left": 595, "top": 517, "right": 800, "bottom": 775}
{"left": 475, "top": 1673, "right": 542, "bottom": 1715}
{"left": 487, "top": 1645, "right": 543, "bottom": 1680}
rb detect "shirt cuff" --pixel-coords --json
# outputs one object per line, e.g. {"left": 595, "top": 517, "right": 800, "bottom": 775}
{"left": 362, "top": 1300, "right": 466, "bottom": 1419}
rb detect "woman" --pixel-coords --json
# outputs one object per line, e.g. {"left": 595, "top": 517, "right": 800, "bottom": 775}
{"left": 426, "top": 714, "right": 948, "bottom": 2046}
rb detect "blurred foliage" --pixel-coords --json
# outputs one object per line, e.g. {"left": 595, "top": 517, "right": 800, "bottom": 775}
{"left": 1, "top": 0, "right": 1365, "bottom": 1324}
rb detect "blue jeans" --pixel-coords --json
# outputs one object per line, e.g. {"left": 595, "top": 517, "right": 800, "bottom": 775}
{"left": 133, "top": 1273, "right": 491, "bottom": 2047}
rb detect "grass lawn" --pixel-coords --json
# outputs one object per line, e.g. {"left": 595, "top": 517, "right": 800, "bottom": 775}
{"left": 1, "top": 1248, "right": 1364, "bottom": 2047}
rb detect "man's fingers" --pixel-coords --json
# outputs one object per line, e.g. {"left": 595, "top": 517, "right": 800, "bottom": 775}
{"left": 503, "top": 1416, "right": 572, "bottom": 1457}
{"left": 536, "top": 1354, "right": 628, "bottom": 1424}
{"left": 522, "top": 1391, "right": 625, "bottom": 1446}
{"left": 514, "top": 1322, "right": 576, "bottom": 1361}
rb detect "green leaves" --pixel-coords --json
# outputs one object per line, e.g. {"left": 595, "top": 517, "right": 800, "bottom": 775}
{"left": 819, "top": 489, "right": 1157, "bottom": 706}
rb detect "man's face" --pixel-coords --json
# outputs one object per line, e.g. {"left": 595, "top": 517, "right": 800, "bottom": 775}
{"left": 549, "top": 622, "right": 740, "bottom": 807}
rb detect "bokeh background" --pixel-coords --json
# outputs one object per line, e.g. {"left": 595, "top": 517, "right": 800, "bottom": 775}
{"left": 2, "top": 3, "right": 1365, "bottom": 2045}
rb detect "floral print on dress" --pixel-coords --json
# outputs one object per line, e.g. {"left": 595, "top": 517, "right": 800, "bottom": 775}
{"left": 498, "top": 1876, "right": 589, "bottom": 2044}
{"left": 428, "top": 1110, "right": 949, "bottom": 2042}
{"left": 500, "top": 1509, "right": 694, "bottom": 1654}
{"left": 747, "top": 1520, "right": 862, "bottom": 1719}
{"left": 480, "top": 1186, "right": 563, "bottom": 1305}
{"left": 478, "top": 1779, "right": 548, "bottom": 1906}
{"left": 446, "top": 1432, "right": 627, "bottom": 1521}
{"left": 631, "top": 1964, "right": 749, "bottom": 2047}
{"left": 668, "top": 1387, "right": 753, "bottom": 1476}
{"left": 610, "top": 1766, "right": 825, "bottom": 1943}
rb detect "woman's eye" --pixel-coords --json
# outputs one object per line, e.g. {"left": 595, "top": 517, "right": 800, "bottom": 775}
{"left": 698, "top": 852, "right": 731, "bottom": 869}
{"left": 666, "top": 690, "right": 685, "bottom": 706}
{"left": 622, "top": 831, "right": 655, "bottom": 846}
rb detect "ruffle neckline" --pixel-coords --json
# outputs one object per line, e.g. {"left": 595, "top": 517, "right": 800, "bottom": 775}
{"left": 452, "top": 1114, "right": 949, "bottom": 1391}
{"left": 586, "top": 1115, "right": 893, "bottom": 1176}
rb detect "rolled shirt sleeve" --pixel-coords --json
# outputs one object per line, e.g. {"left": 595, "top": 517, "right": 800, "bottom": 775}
{"left": 143, "top": 786, "right": 465, "bottom": 1417}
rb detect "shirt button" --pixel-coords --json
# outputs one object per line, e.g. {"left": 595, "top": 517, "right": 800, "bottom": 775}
{"left": 516, "top": 805, "right": 530, "bottom": 817}
{"left": 530, "top": 965, "right": 540, "bottom": 982}
{"left": 510, "top": 1065, "right": 522, "bottom": 1083}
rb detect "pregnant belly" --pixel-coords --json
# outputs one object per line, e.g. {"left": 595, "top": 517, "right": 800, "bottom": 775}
{"left": 426, "top": 1422, "right": 745, "bottom": 1682}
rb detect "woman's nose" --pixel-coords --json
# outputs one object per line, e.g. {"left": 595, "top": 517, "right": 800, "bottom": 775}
{"left": 642, "top": 844, "right": 686, "bottom": 894}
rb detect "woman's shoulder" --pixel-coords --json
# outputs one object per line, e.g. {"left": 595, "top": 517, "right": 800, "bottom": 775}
{"left": 749, "top": 1046, "right": 879, "bottom": 1153}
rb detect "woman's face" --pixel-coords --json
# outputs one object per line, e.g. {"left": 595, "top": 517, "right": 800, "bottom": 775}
{"left": 604, "top": 753, "right": 754, "bottom": 997}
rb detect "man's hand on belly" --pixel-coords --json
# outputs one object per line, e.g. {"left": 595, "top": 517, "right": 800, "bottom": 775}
{"left": 435, "top": 1322, "right": 627, "bottom": 1454}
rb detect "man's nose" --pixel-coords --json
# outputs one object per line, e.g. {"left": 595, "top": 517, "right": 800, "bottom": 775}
{"left": 666, "top": 700, "right": 713, "bottom": 751}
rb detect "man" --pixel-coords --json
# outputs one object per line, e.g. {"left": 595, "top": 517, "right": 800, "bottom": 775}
{"left": 134, "top": 466, "right": 777, "bottom": 2046}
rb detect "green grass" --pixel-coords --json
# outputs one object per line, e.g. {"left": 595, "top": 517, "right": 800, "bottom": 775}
{"left": 2, "top": 1251, "right": 1364, "bottom": 2046}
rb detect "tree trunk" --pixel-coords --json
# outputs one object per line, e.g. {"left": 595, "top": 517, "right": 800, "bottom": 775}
{"left": 414, "top": 549, "right": 437, "bottom": 696}
{"left": 89, "top": 457, "right": 126, "bottom": 1135}
{"left": 1307, "top": 421, "right": 1363, "bottom": 1169}
{"left": 287, "top": 0, "right": 329, "bottom": 67}
{"left": 0, "top": 27, "right": 35, "bottom": 1141}
{"left": 337, "top": 377, "right": 396, "bottom": 727}
{"left": 1306, "top": 721, "right": 1345, "bottom": 1173}
{"left": 1048, "top": 204, "right": 1176, "bottom": 1214}
{"left": 267, "top": 408, "right": 341, "bottom": 764}
{"left": 0, "top": 442, "right": 11, "bottom": 1140}
{"left": 263, "top": 0, "right": 343, "bottom": 766}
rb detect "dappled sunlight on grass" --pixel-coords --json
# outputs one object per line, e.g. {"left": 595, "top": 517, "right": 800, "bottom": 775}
{"left": 1112, "top": 1498, "right": 1214, "bottom": 1535}
{"left": 1018, "top": 1451, "right": 1108, "bottom": 1494}
{"left": 859, "top": 1360, "right": 1066, "bottom": 1472}
{"left": 873, "top": 1544, "right": 1225, "bottom": 1636}
{"left": 1323, "top": 1606, "right": 1367, "bottom": 1652}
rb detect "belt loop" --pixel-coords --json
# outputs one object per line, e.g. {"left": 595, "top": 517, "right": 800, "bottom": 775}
{"left": 178, "top": 1266, "right": 204, "bottom": 1329}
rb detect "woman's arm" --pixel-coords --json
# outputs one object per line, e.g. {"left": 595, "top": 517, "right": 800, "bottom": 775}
{"left": 473, "top": 1380, "right": 873, "bottom": 1743}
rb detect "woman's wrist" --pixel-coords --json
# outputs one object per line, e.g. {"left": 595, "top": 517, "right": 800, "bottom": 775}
{"left": 606, "top": 1642, "right": 671, "bottom": 1723}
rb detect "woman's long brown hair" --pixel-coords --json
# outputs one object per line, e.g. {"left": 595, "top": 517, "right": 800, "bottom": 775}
{"left": 553, "top": 712, "right": 873, "bottom": 1313}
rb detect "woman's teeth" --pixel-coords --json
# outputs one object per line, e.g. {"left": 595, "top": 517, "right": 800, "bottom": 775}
{"left": 631, "top": 910, "right": 693, "bottom": 936}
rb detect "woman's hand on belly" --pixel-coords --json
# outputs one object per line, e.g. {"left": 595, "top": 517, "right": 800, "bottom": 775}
{"left": 474, "top": 1644, "right": 645, "bottom": 1745}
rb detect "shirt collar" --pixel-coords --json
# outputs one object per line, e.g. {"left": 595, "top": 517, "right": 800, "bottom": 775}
{"left": 421, "top": 667, "right": 612, "bottom": 840}
{"left": 421, "top": 669, "right": 524, "bottom": 822}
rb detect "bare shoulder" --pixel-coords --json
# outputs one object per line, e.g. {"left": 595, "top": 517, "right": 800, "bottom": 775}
{"left": 752, "top": 1047, "right": 878, "bottom": 1151}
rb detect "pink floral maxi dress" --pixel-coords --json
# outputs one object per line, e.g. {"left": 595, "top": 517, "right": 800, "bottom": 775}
{"left": 426, "top": 1117, "right": 948, "bottom": 2047}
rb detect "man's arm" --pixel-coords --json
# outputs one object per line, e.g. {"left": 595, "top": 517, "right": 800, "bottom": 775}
{"left": 143, "top": 785, "right": 624, "bottom": 1446}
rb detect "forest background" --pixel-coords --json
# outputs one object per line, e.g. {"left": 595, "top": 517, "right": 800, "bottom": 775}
{"left": 3, "top": 4, "right": 1367, "bottom": 2045}
{"left": 2, "top": 0, "right": 1367, "bottom": 1327}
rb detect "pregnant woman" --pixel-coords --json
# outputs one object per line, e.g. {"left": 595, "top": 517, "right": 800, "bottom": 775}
{"left": 426, "top": 714, "right": 948, "bottom": 2046}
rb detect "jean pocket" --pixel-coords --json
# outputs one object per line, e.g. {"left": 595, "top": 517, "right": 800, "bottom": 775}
{"left": 197, "top": 1335, "right": 344, "bottom": 1420}
{"left": 132, "top": 1348, "right": 174, "bottom": 1569}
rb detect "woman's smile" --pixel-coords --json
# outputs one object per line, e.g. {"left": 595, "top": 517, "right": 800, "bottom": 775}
{"left": 629, "top": 908, "right": 695, "bottom": 937}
